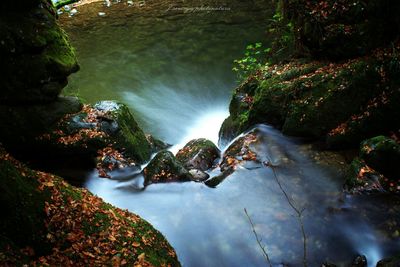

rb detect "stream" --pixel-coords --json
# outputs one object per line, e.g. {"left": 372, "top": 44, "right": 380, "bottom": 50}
{"left": 60, "top": 1, "right": 400, "bottom": 266}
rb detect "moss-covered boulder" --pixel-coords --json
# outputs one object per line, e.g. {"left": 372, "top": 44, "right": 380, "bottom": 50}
{"left": 0, "top": 147, "right": 180, "bottom": 266}
{"left": 93, "top": 101, "right": 151, "bottom": 162}
{"left": 359, "top": 136, "right": 400, "bottom": 180}
{"left": 0, "top": 0, "right": 79, "bottom": 104}
{"left": 345, "top": 136, "right": 399, "bottom": 194}
{"left": 220, "top": 130, "right": 260, "bottom": 172}
{"left": 34, "top": 101, "right": 152, "bottom": 178}
{"left": 176, "top": 138, "right": 220, "bottom": 171}
{"left": 220, "top": 45, "right": 400, "bottom": 149}
{"left": 143, "top": 150, "right": 192, "bottom": 186}
{"left": 286, "top": 0, "right": 400, "bottom": 59}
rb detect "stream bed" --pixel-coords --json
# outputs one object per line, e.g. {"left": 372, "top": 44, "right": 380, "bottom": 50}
{"left": 60, "top": 1, "right": 400, "bottom": 266}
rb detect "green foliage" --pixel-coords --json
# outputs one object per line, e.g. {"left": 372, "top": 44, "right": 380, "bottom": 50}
{"left": 232, "top": 5, "right": 295, "bottom": 83}
{"left": 233, "top": 42, "right": 267, "bottom": 82}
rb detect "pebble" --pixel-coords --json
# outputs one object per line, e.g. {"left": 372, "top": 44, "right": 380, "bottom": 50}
{"left": 70, "top": 8, "right": 78, "bottom": 16}
{"left": 98, "top": 12, "right": 106, "bottom": 16}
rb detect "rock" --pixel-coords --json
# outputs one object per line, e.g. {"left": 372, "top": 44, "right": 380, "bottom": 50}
{"left": 188, "top": 169, "right": 209, "bottom": 182}
{"left": 345, "top": 158, "right": 385, "bottom": 194}
{"left": 351, "top": 255, "right": 367, "bottom": 267}
{"left": 377, "top": 255, "right": 400, "bottom": 267}
{"left": 92, "top": 101, "right": 152, "bottom": 163}
{"left": 146, "top": 134, "right": 170, "bottom": 153}
{"left": 220, "top": 131, "right": 260, "bottom": 172}
{"left": 143, "top": 150, "right": 192, "bottom": 186}
{"left": 220, "top": 52, "right": 400, "bottom": 149}
{"left": 0, "top": 0, "right": 79, "bottom": 104}
{"left": 176, "top": 138, "right": 220, "bottom": 171}
{"left": 204, "top": 168, "right": 235, "bottom": 188}
{"left": 360, "top": 136, "right": 400, "bottom": 180}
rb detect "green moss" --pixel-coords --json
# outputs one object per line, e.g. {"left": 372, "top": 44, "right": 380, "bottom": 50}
{"left": 0, "top": 0, "right": 78, "bottom": 104}
{"left": 175, "top": 138, "right": 220, "bottom": 171}
{"left": 0, "top": 157, "right": 51, "bottom": 256}
{"left": 0, "top": 148, "right": 180, "bottom": 266}
{"left": 99, "top": 102, "right": 152, "bottom": 163}
{"left": 144, "top": 150, "right": 192, "bottom": 185}
{"left": 222, "top": 51, "right": 400, "bottom": 148}
{"left": 360, "top": 136, "right": 400, "bottom": 180}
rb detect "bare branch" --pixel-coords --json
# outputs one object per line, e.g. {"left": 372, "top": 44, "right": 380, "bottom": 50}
{"left": 264, "top": 159, "right": 308, "bottom": 267}
{"left": 244, "top": 208, "right": 273, "bottom": 267}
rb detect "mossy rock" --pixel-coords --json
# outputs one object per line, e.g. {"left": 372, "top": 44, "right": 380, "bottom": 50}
{"left": 359, "top": 136, "right": 400, "bottom": 180}
{"left": 0, "top": 148, "right": 51, "bottom": 257}
{"left": 0, "top": 147, "right": 180, "bottom": 266}
{"left": 176, "top": 138, "right": 220, "bottom": 171}
{"left": 0, "top": 0, "right": 79, "bottom": 104}
{"left": 143, "top": 150, "right": 192, "bottom": 186}
{"left": 35, "top": 101, "right": 152, "bottom": 164}
{"left": 93, "top": 101, "right": 152, "bottom": 163}
{"left": 220, "top": 47, "right": 400, "bottom": 148}
{"left": 345, "top": 158, "right": 384, "bottom": 193}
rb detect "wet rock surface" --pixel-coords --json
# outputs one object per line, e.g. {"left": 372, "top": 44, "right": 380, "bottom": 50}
{"left": 143, "top": 150, "right": 192, "bottom": 186}
{"left": 176, "top": 138, "right": 220, "bottom": 171}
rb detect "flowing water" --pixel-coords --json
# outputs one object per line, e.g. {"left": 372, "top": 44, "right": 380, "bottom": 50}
{"left": 60, "top": 1, "right": 400, "bottom": 266}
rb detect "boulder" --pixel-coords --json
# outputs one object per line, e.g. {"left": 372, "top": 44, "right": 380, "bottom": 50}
{"left": 220, "top": 50, "right": 400, "bottom": 149}
{"left": 176, "top": 138, "right": 220, "bottom": 171}
{"left": 143, "top": 150, "right": 192, "bottom": 186}
{"left": 0, "top": 0, "right": 79, "bottom": 104}
{"left": 345, "top": 158, "right": 385, "bottom": 194}
{"left": 220, "top": 131, "right": 260, "bottom": 172}
{"left": 360, "top": 136, "right": 400, "bottom": 180}
{"left": 351, "top": 255, "right": 367, "bottom": 267}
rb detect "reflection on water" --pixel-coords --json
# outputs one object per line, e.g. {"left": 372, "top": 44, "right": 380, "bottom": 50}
{"left": 61, "top": 1, "right": 400, "bottom": 266}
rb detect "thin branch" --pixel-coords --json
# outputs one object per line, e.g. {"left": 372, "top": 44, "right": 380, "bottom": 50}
{"left": 264, "top": 160, "right": 308, "bottom": 267}
{"left": 244, "top": 208, "right": 273, "bottom": 267}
